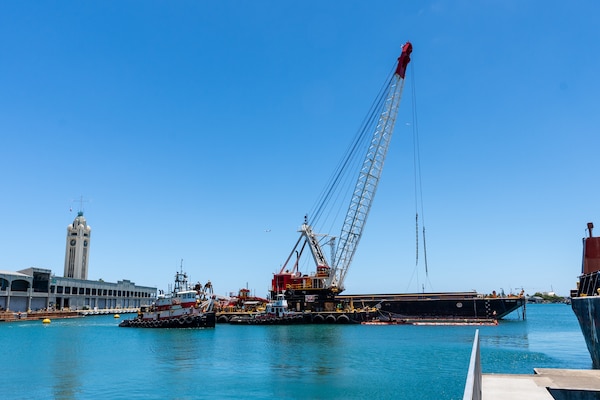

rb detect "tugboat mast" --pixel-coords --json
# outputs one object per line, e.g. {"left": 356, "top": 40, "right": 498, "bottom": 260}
{"left": 174, "top": 259, "right": 188, "bottom": 294}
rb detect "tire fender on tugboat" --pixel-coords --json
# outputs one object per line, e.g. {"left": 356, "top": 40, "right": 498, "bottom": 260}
{"left": 337, "top": 314, "right": 350, "bottom": 324}
{"left": 313, "top": 314, "right": 325, "bottom": 323}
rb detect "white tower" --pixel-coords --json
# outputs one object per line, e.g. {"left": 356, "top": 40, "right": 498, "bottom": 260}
{"left": 64, "top": 211, "right": 92, "bottom": 279}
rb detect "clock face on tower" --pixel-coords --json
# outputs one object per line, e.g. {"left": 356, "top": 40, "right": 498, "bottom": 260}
{"left": 70, "top": 239, "right": 76, "bottom": 246}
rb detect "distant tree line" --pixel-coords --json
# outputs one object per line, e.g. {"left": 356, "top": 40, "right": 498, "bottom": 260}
{"left": 530, "top": 292, "right": 567, "bottom": 303}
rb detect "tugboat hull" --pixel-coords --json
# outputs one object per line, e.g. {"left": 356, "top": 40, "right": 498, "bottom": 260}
{"left": 119, "top": 313, "right": 216, "bottom": 328}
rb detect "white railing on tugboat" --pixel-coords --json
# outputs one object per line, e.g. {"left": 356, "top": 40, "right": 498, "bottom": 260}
{"left": 463, "top": 329, "right": 481, "bottom": 400}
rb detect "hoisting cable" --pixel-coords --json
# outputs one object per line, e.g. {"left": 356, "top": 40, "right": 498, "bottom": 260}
{"left": 410, "top": 62, "right": 431, "bottom": 289}
{"left": 415, "top": 212, "right": 419, "bottom": 267}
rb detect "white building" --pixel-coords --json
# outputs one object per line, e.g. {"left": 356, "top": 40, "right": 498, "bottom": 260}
{"left": 0, "top": 268, "right": 155, "bottom": 312}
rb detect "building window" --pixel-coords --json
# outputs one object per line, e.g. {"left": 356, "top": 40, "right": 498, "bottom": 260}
{"left": 92, "top": 289, "right": 97, "bottom": 295}
{"left": 65, "top": 287, "right": 71, "bottom": 294}
{"left": 79, "top": 288, "right": 84, "bottom": 295}
{"left": 57, "top": 286, "right": 63, "bottom": 294}
{"left": 86, "top": 288, "right": 90, "bottom": 295}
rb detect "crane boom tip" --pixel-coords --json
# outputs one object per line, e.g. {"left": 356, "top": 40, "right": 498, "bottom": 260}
{"left": 395, "top": 41, "right": 412, "bottom": 78}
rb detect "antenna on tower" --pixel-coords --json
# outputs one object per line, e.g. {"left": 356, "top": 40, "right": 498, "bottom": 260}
{"left": 70, "top": 195, "right": 91, "bottom": 214}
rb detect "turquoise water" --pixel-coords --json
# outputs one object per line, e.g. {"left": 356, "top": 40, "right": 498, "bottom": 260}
{"left": 0, "top": 304, "right": 590, "bottom": 399}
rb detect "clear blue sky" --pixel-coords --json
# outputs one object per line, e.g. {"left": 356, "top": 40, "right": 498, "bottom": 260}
{"left": 1, "top": 1, "right": 598, "bottom": 297}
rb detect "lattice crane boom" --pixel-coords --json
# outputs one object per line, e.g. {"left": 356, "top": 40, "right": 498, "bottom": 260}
{"left": 327, "top": 42, "right": 412, "bottom": 292}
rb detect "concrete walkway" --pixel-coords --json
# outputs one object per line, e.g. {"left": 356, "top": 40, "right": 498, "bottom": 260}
{"left": 483, "top": 368, "right": 600, "bottom": 399}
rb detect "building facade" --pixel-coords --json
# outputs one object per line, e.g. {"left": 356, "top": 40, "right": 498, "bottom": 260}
{"left": 0, "top": 268, "right": 155, "bottom": 312}
{"left": 0, "top": 212, "right": 156, "bottom": 313}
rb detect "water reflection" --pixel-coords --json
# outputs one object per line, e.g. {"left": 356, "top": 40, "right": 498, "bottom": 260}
{"left": 265, "top": 325, "right": 342, "bottom": 378}
{"left": 148, "top": 328, "right": 217, "bottom": 372}
{"left": 481, "top": 333, "right": 530, "bottom": 349}
{"left": 51, "top": 321, "right": 82, "bottom": 399}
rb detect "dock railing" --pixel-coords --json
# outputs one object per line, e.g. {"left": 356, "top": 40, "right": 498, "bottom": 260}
{"left": 463, "top": 329, "right": 482, "bottom": 400}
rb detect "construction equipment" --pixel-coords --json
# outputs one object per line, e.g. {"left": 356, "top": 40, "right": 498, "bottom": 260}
{"left": 271, "top": 42, "right": 413, "bottom": 311}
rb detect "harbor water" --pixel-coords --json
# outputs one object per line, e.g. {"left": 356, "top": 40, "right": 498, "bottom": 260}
{"left": 1, "top": 304, "right": 590, "bottom": 399}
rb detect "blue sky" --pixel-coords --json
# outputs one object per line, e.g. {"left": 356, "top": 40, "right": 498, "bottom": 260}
{"left": 1, "top": 1, "right": 598, "bottom": 297}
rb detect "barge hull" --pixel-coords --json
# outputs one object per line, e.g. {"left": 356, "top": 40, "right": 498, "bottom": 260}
{"left": 571, "top": 296, "right": 600, "bottom": 368}
{"left": 336, "top": 292, "right": 525, "bottom": 320}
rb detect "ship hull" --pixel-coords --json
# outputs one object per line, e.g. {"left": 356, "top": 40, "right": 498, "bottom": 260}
{"left": 571, "top": 297, "right": 600, "bottom": 368}
{"left": 119, "top": 312, "right": 216, "bottom": 328}
{"left": 336, "top": 292, "right": 525, "bottom": 320}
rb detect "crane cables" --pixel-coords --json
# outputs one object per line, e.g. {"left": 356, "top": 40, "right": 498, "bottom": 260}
{"left": 409, "top": 63, "right": 432, "bottom": 292}
{"left": 307, "top": 63, "right": 399, "bottom": 237}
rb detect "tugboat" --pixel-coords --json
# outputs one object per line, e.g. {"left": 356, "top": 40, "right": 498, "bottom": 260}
{"left": 571, "top": 222, "right": 600, "bottom": 368}
{"left": 119, "top": 267, "right": 215, "bottom": 328}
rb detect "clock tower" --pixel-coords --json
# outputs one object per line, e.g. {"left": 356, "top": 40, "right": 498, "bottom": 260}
{"left": 64, "top": 211, "right": 92, "bottom": 279}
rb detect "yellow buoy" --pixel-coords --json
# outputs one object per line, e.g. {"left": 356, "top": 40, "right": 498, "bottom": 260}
{"left": 114, "top": 314, "right": 120, "bottom": 319}
{"left": 42, "top": 318, "right": 51, "bottom": 324}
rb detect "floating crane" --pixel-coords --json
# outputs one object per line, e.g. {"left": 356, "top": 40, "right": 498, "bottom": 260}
{"left": 271, "top": 42, "right": 412, "bottom": 311}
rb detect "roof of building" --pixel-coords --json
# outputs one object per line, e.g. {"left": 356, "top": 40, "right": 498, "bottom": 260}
{"left": 0, "top": 270, "right": 31, "bottom": 278}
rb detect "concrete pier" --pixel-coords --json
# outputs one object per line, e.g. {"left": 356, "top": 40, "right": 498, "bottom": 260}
{"left": 482, "top": 369, "right": 600, "bottom": 399}
{"left": 0, "top": 308, "right": 138, "bottom": 322}
{"left": 465, "top": 330, "right": 600, "bottom": 399}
